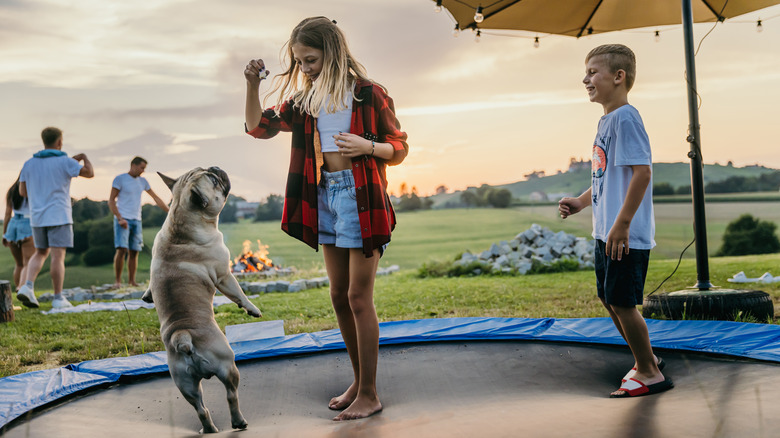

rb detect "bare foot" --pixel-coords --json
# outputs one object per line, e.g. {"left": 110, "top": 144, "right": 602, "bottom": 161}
{"left": 129, "top": 282, "right": 140, "bottom": 287}
{"left": 333, "top": 395, "right": 382, "bottom": 421}
{"left": 329, "top": 383, "right": 357, "bottom": 410}
{"left": 111, "top": 283, "right": 121, "bottom": 290}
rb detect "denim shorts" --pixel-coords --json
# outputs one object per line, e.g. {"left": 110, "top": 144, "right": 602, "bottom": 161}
{"left": 114, "top": 218, "right": 144, "bottom": 251}
{"left": 594, "top": 239, "right": 650, "bottom": 307}
{"left": 318, "top": 169, "right": 362, "bottom": 248}
{"left": 31, "top": 224, "right": 74, "bottom": 249}
{"left": 3, "top": 214, "right": 32, "bottom": 242}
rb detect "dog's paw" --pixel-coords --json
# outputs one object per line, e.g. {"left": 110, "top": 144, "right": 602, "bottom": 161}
{"left": 141, "top": 289, "right": 154, "bottom": 303}
{"left": 245, "top": 303, "right": 262, "bottom": 318}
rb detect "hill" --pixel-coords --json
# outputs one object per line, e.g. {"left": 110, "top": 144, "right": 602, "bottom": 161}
{"left": 431, "top": 162, "right": 778, "bottom": 207}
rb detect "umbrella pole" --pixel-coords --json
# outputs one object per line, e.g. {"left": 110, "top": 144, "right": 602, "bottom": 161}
{"left": 681, "top": 0, "right": 713, "bottom": 290}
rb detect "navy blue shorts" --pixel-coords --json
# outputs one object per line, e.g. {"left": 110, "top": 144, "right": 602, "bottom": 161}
{"left": 594, "top": 239, "right": 650, "bottom": 307}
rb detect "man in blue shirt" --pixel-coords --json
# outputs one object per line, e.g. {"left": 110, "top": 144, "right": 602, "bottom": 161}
{"left": 18, "top": 127, "right": 94, "bottom": 308}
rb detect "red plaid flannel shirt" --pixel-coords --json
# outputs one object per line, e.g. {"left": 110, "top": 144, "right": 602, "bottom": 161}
{"left": 247, "top": 79, "right": 408, "bottom": 257}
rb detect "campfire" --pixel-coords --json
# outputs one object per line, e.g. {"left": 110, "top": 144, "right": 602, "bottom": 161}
{"left": 231, "top": 239, "right": 275, "bottom": 273}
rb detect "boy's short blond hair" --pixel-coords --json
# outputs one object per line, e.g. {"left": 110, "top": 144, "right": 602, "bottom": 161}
{"left": 586, "top": 44, "right": 636, "bottom": 91}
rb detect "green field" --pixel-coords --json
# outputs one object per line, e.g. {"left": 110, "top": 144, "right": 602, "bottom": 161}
{"left": 2, "top": 252, "right": 779, "bottom": 377}
{"left": 2, "top": 201, "right": 778, "bottom": 290}
{"left": 2, "top": 202, "right": 779, "bottom": 377}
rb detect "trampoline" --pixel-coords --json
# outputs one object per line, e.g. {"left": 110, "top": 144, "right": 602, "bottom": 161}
{"left": 3, "top": 317, "right": 780, "bottom": 437}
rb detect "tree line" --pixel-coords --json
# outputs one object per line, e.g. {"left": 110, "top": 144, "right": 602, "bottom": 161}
{"left": 653, "top": 170, "right": 780, "bottom": 195}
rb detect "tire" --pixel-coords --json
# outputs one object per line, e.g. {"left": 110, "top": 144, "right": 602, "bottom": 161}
{"left": 642, "top": 289, "right": 774, "bottom": 321}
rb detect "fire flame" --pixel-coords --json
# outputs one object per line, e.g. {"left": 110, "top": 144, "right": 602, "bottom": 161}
{"left": 231, "top": 239, "right": 274, "bottom": 273}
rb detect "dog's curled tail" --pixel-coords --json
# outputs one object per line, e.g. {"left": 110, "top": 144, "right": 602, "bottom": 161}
{"left": 170, "top": 330, "right": 194, "bottom": 355}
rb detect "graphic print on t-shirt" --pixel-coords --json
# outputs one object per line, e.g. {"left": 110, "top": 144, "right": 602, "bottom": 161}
{"left": 591, "top": 135, "right": 609, "bottom": 207}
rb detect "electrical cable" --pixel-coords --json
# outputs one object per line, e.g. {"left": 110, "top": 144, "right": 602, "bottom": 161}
{"left": 647, "top": 237, "right": 696, "bottom": 295}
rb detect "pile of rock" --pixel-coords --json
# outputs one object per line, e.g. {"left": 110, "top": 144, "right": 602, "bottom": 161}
{"left": 454, "top": 224, "right": 595, "bottom": 275}
{"left": 35, "top": 265, "right": 400, "bottom": 304}
{"left": 37, "top": 284, "right": 147, "bottom": 303}
{"left": 239, "top": 265, "right": 400, "bottom": 294}
{"left": 233, "top": 267, "right": 296, "bottom": 279}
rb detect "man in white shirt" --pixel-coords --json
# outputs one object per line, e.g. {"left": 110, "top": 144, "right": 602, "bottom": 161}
{"left": 108, "top": 157, "right": 169, "bottom": 288}
{"left": 18, "top": 127, "right": 94, "bottom": 308}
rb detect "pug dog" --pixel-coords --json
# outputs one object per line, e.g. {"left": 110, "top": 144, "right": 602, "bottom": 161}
{"left": 142, "top": 166, "right": 261, "bottom": 433}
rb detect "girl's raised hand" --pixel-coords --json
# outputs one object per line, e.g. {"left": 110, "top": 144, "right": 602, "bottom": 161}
{"left": 334, "top": 132, "right": 371, "bottom": 158}
{"left": 244, "top": 59, "right": 269, "bottom": 85}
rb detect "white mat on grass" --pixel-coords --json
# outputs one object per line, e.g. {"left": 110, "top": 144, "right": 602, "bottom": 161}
{"left": 41, "top": 295, "right": 262, "bottom": 315}
{"left": 727, "top": 271, "right": 780, "bottom": 284}
{"left": 226, "top": 320, "right": 285, "bottom": 342}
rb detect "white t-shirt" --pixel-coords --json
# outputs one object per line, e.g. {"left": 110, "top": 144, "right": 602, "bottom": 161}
{"left": 317, "top": 93, "right": 353, "bottom": 153}
{"left": 112, "top": 173, "right": 151, "bottom": 221}
{"left": 20, "top": 155, "right": 83, "bottom": 227}
{"left": 590, "top": 104, "right": 655, "bottom": 250}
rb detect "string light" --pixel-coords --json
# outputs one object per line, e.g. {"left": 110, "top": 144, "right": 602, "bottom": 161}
{"left": 654, "top": 30, "right": 661, "bottom": 42}
{"left": 474, "top": 6, "right": 484, "bottom": 23}
{"left": 434, "top": 0, "right": 442, "bottom": 13}
{"left": 453, "top": 24, "right": 460, "bottom": 37}
{"left": 475, "top": 29, "right": 481, "bottom": 42}
{"left": 757, "top": 19, "right": 763, "bottom": 32}
{"left": 533, "top": 36, "right": 539, "bottom": 48}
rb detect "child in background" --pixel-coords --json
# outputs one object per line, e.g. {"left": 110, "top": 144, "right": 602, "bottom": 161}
{"left": 243, "top": 17, "right": 408, "bottom": 419}
{"left": 3, "top": 178, "right": 35, "bottom": 292}
{"left": 558, "top": 44, "right": 673, "bottom": 397}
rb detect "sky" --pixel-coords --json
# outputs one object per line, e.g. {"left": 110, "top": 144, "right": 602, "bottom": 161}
{"left": 1, "top": 0, "right": 779, "bottom": 203}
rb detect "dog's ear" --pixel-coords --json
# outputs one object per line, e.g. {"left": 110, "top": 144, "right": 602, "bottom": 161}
{"left": 190, "top": 188, "right": 209, "bottom": 209}
{"left": 158, "top": 172, "right": 177, "bottom": 191}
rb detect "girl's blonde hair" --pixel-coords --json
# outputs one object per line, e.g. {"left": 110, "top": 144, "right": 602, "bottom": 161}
{"left": 265, "top": 17, "right": 378, "bottom": 116}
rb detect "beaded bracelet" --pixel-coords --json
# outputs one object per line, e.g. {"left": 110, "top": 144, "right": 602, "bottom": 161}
{"left": 371, "top": 140, "right": 375, "bottom": 156}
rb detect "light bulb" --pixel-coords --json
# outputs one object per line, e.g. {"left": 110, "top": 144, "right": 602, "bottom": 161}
{"left": 453, "top": 24, "right": 459, "bottom": 37}
{"left": 757, "top": 20, "right": 763, "bottom": 33}
{"left": 533, "top": 36, "right": 539, "bottom": 48}
{"left": 475, "top": 29, "right": 481, "bottom": 42}
{"left": 474, "top": 6, "right": 484, "bottom": 23}
{"left": 654, "top": 30, "right": 660, "bottom": 42}
{"left": 434, "top": 0, "right": 442, "bottom": 12}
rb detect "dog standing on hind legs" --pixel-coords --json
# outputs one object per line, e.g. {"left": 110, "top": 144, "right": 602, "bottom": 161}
{"left": 142, "top": 167, "right": 262, "bottom": 433}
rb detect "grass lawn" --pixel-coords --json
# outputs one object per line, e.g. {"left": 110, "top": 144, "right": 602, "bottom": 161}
{"left": 0, "top": 203, "right": 778, "bottom": 377}
{"left": 1, "top": 252, "right": 778, "bottom": 378}
{"left": 2, "top": 201, "right": 777, "bottom": 288}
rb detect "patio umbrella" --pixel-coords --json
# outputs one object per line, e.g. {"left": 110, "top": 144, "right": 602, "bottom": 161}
{"left": 433, "top": 0, "right": 780, "bottom": 292}
{"left": 437, "top": 0, "right": 778, "bottom": 37}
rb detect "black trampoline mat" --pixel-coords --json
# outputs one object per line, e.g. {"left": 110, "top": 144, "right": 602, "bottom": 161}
{"left": 5, "top": 341, "right": 780, "bottom": 438}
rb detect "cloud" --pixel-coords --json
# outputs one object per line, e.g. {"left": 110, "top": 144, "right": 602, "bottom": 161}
{"left": 1, "top": 0, "right": 779, "bottom": 199}
{"left": 397, "top": 90, "right": 583, "bottom": 116}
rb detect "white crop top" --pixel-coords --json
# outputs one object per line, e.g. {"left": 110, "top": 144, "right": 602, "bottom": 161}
{"left": 317, "top": 93, "right": 353, "bottom": 153}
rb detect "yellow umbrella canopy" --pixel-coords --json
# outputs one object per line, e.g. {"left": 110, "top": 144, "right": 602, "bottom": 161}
{"left": 440, "top": 0, "right": 780, "bottom": 36}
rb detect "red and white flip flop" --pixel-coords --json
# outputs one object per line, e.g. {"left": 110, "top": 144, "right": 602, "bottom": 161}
{"left": 611, "top": 377, "right": 674, "bottom": 398}
{"left": 621, "top": 357, "right": 666, "bottom": 383}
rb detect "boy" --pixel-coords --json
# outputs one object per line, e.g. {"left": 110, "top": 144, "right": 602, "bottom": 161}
{"left": 108, "top": 156, "right": 169, "bottom": 289}
{"left": 558, "top": 44, "right": 673, "bottom": 397}
{"left": 17, "top": 127, "right": 94, "bottom": 308}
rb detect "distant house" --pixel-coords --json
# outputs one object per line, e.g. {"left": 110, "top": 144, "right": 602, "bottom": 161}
{"left": 235, "top": 201, "right": 260, "bottom": 219}
{"left": 529, "top": 191, "right": 547, "bottom": 202}
{"left": 524, "top": 170, "right": 546, "bottom": 179}
{"left": 547, "top": 192, "right": 573, "bottom": 201}
{"left": 568, "top": 158, "right": 591, "bottom": 173}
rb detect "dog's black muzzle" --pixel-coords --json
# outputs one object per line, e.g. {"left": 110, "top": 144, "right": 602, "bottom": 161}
{"left": 206, "top": 166, "right": 231, "bottom": 197}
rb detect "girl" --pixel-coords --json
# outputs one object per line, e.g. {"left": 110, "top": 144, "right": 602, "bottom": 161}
{"left": 243, "top": 16, "right": 408, "bottom": 421}
{"left": 3, "top": 178, "right": 35, "bottom": 292}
